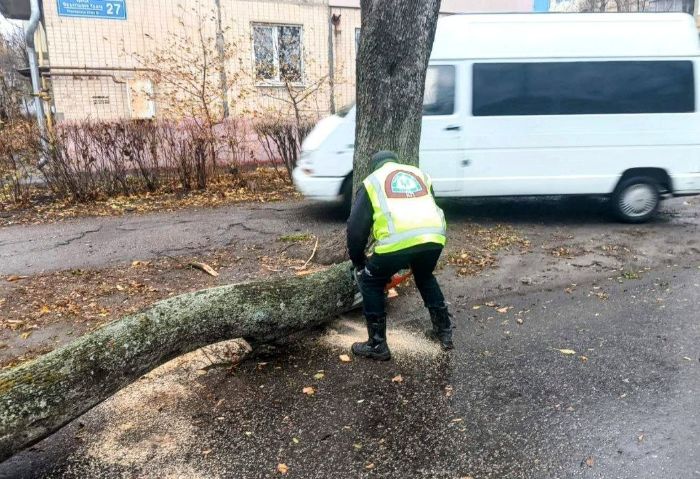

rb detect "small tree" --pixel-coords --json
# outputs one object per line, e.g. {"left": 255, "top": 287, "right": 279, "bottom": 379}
{"left": 0, "top": 24, "right": 30, "bottom": 123}
{"left": 254, "top": 25, "right": 328, "bottom": 177}
{"left": 128, "top": 2, "right": 248, "bottom": 188}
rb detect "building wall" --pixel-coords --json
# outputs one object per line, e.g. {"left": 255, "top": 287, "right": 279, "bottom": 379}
{"left": 41, "top": 0, "right": 534, "bottom": 122}
{"left": 42, "top": 0, "right": 336, "bottom": 121}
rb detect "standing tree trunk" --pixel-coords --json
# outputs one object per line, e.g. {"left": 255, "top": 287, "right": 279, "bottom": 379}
{"left": 353, "top": 0, "right": 442, "bottom": 191}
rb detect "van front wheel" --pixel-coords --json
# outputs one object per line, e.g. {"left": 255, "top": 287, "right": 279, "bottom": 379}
{"left": 612, "top": 177, "right": 660, "bottom": 223}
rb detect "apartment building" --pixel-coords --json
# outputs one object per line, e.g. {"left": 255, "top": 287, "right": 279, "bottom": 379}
{"left": 1, "top": 0, "right": 535, "bottom": 122}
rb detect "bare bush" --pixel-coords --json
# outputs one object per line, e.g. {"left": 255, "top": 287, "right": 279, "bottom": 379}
{"left": 254, "top": 116, "right": 314, "bottom": 180}
{"left": 0, "top": 120, "right": 39, "bottom": 205}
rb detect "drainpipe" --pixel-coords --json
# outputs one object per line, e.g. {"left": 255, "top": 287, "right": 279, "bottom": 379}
{"left": 327, "top": 9, "right": 336, "bottom": 114}
{"left": 25, "top": 0, "right": 49, "bottom": 168}
{"left": 214, "top": 0, "right": 230, "bottom": 119}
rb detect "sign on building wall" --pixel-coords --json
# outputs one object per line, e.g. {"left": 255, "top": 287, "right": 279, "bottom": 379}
{"left": 57, "top": 0, "right": 127, "bottom": 20}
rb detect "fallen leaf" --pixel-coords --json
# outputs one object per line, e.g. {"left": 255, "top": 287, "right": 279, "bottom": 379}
{"left": 637, "top": 433, "right": 645, "bottom": 443}
{"left": 386, "top": 288, "right": 398, "bottom": 299}
{"left": 584, "top": 456, "right": 595, "bottom": 468}
{"left": 339, "top": 354, "right": 352, "bottom": 363}
{"left": 579, "top": 355, "right": 588, "bottom": 363}
{"left": 37, "top": 305, "right": 51, "bottom": 315}
{"left": 496, "top": 307, "right": 510, "bottom": 314}
{"left": 189, "top": 261, "right": 219, "bottom": 277}
{"left": 391, "top": 375, "right": 403, "bottom": 383}
{"left": 20, "top": 332, "right": 32, "bottom": 340}
{"left": 557, "top": 348, "right": 576, "bottom": 356}
{"left": 485, "top": 301, "right": 496, "bottom": 307}
{"left": 130, "top": 260, "right": 150, "bottom": 267}
{"left": 277, "top": 463, "right": 289, "bottom": 474}
{"left": 353, "top": 443, "right": 363, "bottom": 450}
{"left": 292, "top": 437, "right": 300, "bottom": 444}
{"left": 6, "top": 275, "right": 28, "bottom": 282}
{"left": 302, "top": 386, "right": 315, "bottom": 396}
{"left": 365, "top": 463, "right": 375, "bottom": 470}
{"left": 202, "top": 449, "right": 212, "bottom": 457}
{"left": 451, "top": 418, "right": 464, "bottom": 423}
{"left": 116, "top": 284, "right": 125, "bottom": 291}
{"left": 682, "top": 356, "right": 693, "bottom": 361}
{"left": 313, "top": 372, "right": 325, "bottom": 380}
{"left": 472, "top": 305, "right": 481, "bottom": 310}
{"left": 516, "top": 318, "right": 524, "bottom": 325}
{"left": 444, "top": 385, "right": 454, "bottom": 397}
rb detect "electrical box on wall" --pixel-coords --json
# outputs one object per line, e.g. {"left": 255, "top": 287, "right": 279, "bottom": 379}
{"left": 127, "top": 79, "right": 155, "bottom": 120}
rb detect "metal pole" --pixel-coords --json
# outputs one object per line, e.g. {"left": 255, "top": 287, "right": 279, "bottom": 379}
{"left": 25, "top": 0, "right": 49, "bottom": 168}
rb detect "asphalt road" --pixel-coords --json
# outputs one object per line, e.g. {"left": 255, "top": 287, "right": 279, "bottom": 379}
{"left": 1, "top": 262, "right": 698, "bottom": 478}
{"left": 1, "top": 195, "right": 698, "bottom": 276}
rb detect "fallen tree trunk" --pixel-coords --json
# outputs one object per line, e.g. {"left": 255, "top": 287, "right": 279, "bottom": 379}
{"left": 0, "top": 263, "right": 356, "bottom": 462}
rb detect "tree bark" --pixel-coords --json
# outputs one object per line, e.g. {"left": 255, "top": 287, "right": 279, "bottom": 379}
{"left": 353, "top": 0, "right": 442, "bottom": 191}
{"left": 0, "top": 264, "right": 356, "bottom": 462}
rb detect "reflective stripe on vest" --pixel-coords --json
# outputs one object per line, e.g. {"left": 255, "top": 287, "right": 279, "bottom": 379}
{"left": 376, "top": 227, "right": 447, "bottom": 246}
{"left": 368, "top": 174, "right": 396, "bottom": 234}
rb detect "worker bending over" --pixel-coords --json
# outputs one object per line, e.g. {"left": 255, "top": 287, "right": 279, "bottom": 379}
{"left": 346, "top": 150, "right": 454, "bottom": 361}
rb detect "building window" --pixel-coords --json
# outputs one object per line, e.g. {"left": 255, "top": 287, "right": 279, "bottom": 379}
{"left": 355, "top": 28, "right": 361, "bottom": 52}
{"left": 423, "top": 65, "right": 456, "bottom": 116}
{"left": 252, "top": 24, "right": 303, "bottom": 84}
{"left": 472, "top": 61, "right": 695, "bottom": 116}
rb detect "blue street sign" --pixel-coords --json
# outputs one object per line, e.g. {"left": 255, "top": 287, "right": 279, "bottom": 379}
{"left": 57, "top": 0, "right": 127, "bottom": 20}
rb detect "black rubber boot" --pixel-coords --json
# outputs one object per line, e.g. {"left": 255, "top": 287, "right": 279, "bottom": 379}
{"left": 426, "top": 307, "right": 454, "bottom": 350}
{"left": 351, "top": 315, "right": 391, "bottom": 361}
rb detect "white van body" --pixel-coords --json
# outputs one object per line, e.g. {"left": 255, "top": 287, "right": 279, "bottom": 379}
{"left": 293, "top": 13, "right": 700, "bottom": 220}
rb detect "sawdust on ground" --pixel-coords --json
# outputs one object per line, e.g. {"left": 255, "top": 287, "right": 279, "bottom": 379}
{"left": 318, "top": 318, "right": 443, "bottom": 360}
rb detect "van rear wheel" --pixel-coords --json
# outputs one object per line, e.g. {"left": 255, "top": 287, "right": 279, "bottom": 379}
{"left": 612, "top": 176, "right": 660, "bottom": 223}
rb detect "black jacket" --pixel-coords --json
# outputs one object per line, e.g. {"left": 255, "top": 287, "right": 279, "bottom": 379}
{"left": 346, "top": 184, "right": 442, "bottom": 269}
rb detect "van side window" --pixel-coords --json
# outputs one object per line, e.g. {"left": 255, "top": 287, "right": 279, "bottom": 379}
{"left": 423, "top": 65, "right": 456, "bottom": 116}
{"left": 472, "top": 61, "right": 695, "bottom": 116}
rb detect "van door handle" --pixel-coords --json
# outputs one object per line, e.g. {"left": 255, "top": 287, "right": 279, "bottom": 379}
{"left": 445, "top": 125, "right": 461, "bottom": 131}
{"left": 462, "top": 159, "right": 471, "bottom": 167}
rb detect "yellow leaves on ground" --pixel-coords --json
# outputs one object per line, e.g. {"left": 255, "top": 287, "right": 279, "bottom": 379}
{"left": 302, "top": 386, "right": 316, "bottom": 396}
{"left": 556, "top": 348, "right": 577, "bottom": 356}
{"left": 448, "top": 224, "right": 530, "bottom": 277}
{"left": 391, "top": 375, "right": 403, "bottom": 383}
{"left": 338, "top": 354, "right": 352, "bottom": 363}
{"left": 277, "top": 463, "right": 289, "bottom": 474}
{"left": 0, "top": 168, "right": 299, "bottom": 227}
{"left": 313, "top": 372, "right": 325, "bottom": 380}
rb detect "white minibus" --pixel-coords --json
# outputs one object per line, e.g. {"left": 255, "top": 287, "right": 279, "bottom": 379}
{"left": 293, "top": 13, "right": 700, "bottom": 222}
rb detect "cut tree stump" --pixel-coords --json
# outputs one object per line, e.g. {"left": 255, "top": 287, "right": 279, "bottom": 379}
{"left": 0, "top": 263, "right": 356, "bottom": 462}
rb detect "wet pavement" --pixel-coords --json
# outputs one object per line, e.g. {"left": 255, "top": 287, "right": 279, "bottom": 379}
{"left": 2, "top": 261, "right": 698, "bottom": 478}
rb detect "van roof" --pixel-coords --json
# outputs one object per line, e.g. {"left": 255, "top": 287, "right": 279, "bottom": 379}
{"left": 431, "top": 13, "right": 700, "bottom": 60}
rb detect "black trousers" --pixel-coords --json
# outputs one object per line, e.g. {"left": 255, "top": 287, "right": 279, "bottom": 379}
{"left": 359, "top": 246, "right": 446, "bottom": 318}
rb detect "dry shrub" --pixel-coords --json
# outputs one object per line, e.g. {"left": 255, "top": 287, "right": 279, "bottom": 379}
{"left": 0, "top": 120, "right": 40, "bottom": 206}
{"left": 39, "top": 119, "right": 255, "bottom": 203}
{"left": 254, "top": 115, "right": 314, "bottom": 180}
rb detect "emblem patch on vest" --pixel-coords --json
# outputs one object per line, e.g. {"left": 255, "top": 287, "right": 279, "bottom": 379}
{"left": 384, "top": 170, "right": 429, "bottom": 199}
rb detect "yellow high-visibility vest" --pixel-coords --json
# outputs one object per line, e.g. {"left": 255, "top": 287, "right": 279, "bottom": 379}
{"left": 363, "top": 162, "right": 447, "bottom": 254}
